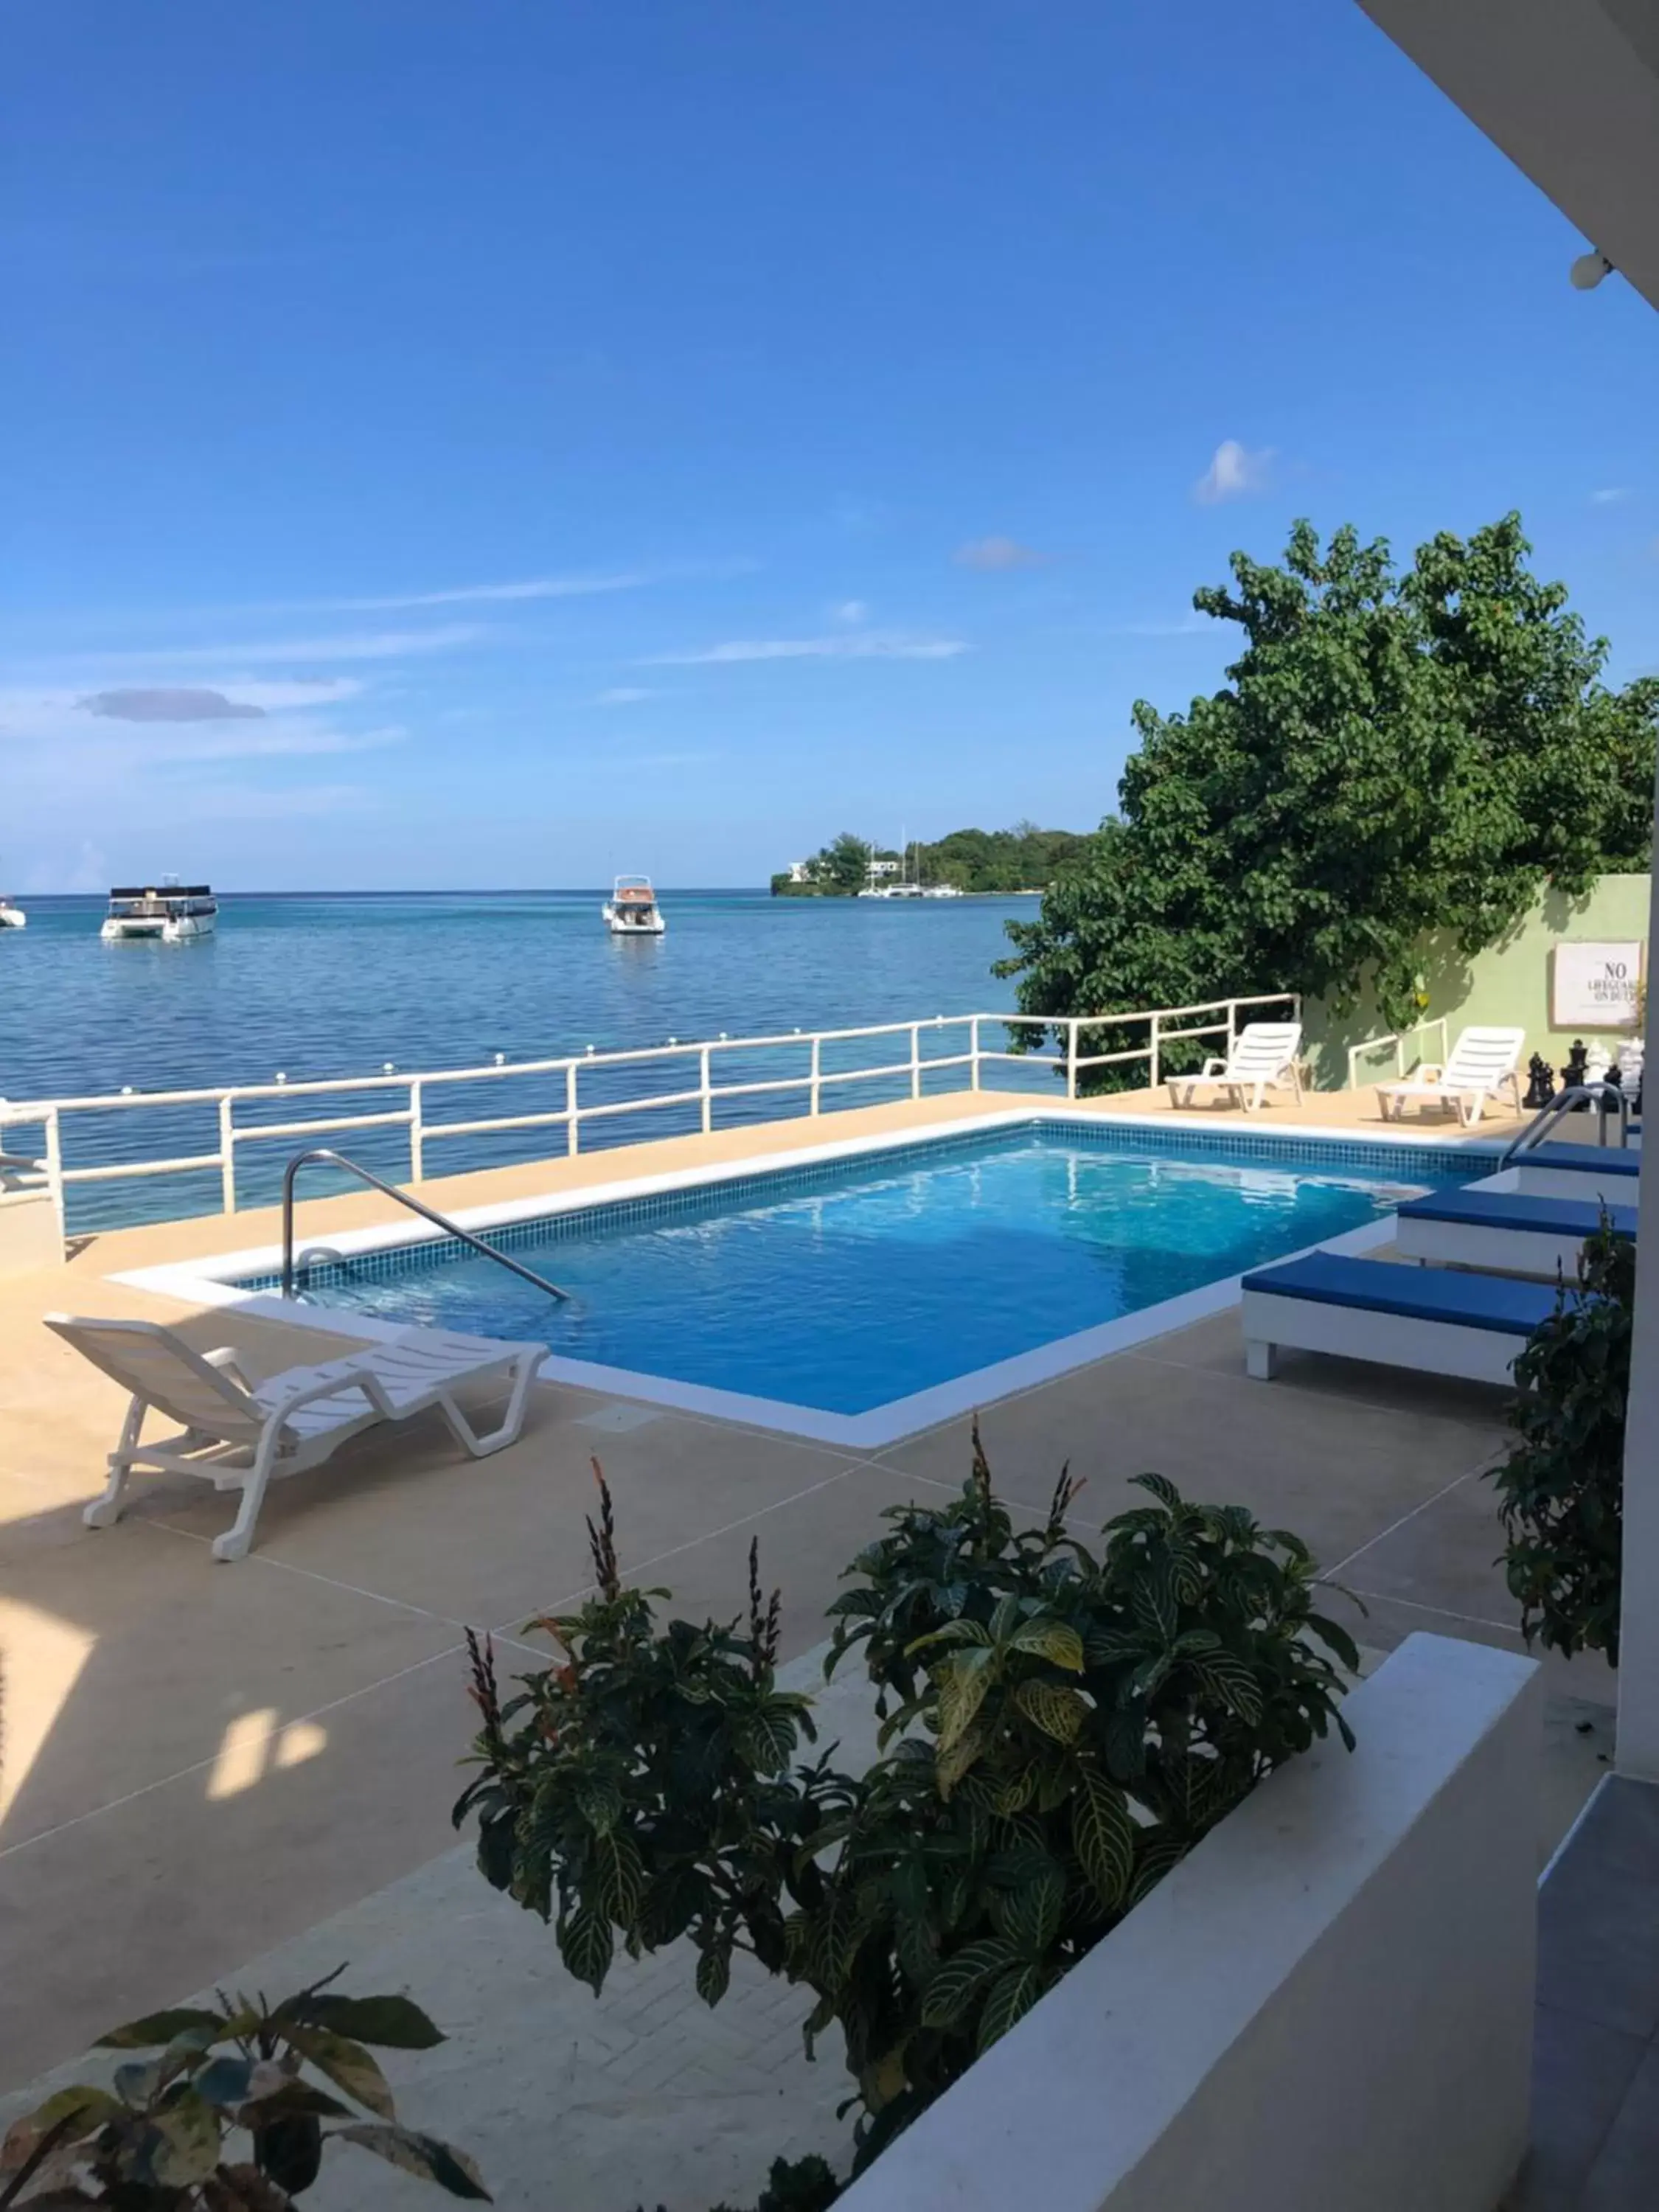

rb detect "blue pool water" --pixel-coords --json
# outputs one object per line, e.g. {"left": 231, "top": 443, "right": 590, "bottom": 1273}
{"left": 264, "top": 1124, "right": 1482, "bottom": 1415}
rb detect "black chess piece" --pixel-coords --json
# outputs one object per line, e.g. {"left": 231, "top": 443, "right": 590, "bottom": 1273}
{"left": 1522, "top": 1054, "right": 1555, "bottom": 1110}
{"left": 1563, "top": 1039, "right": 1590, "bottom": 1104}
{"left": 1601, "top": 1062, "right": 1624, "bottom": 1116}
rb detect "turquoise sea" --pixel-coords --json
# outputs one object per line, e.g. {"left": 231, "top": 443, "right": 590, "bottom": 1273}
{"left": 0, "top": 891, "right": 1035, "bottom": 1226}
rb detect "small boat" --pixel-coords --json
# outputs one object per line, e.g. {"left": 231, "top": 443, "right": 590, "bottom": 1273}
{"left": 602, "top": 875, "right": 666, "bottom": 936}
{"left": 0, "top": 900, "right": 24, "bottom": 930}
{"left": 101, "top": 879, "right": 218, "bottom": 944}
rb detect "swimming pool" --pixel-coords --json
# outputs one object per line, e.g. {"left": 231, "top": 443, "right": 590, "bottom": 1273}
{"left": 223, "top": 1120, "right": 1485, "bottom": 1435}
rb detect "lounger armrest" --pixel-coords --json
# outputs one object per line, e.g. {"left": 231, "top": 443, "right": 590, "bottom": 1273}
{"left": 1199, "top": 1057, "right": 1228, "bottom": 1078}
{"left": 203, "top": 1346, "right": 255, "bottom": 1391}
{"left": 1416, "top": 1063, "right": 1444, "bottom": 1083}
{"left": 264, "top": 1368, "right": 395, "bottom": 1422}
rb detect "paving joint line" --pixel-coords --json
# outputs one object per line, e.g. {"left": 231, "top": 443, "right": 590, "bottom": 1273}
{"left": 142, "top": 1514, "right": 469, "bottom": 1630}
{"left": 487, "top": 1458, "right": 882, "bottom": 1637}
{"left": 1321, "top": 1466, "right": 1484, "bottom": 1582}
{"left": 0, "top": 1641, "right": 466, "bottom": 1863}
{"left": 1338, "top": 1585, "right": 1537, "bottom": 1644}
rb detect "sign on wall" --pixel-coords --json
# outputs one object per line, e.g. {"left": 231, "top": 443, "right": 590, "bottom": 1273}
{"left": 1551, "top": 941, "right": 1645, "bottom": 1030}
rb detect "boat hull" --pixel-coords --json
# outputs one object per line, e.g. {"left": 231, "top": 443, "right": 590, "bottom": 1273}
{"left": 0, "top": 908, "right": 24, "bottom": 930}
{"left": 101, "top": 911, "right": 217, "bottom": 943}
{"left": 602, "top": 907, "right": 666, "bottom": 936}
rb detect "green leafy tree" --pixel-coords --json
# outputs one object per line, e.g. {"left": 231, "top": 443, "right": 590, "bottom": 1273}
{"left": 997, "top": 515, "right": 1656, "bottom": 1075}
{"left": 817, "top": 833, "right": 873, "bottom": 894}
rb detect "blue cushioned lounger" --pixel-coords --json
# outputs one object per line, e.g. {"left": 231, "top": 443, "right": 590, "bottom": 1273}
{"left": 1240, "top": 1251, "right": 1559, "bottom": 1385}
{"left": 1398, "top": 1190, "right": 1636, "bottom": 1237}
{"left": 1515, "top": 1142, "right": 1639, "bottom": 1177}
{"left": 1394, "top": 1189, "right": 1635, "bottom": 1279}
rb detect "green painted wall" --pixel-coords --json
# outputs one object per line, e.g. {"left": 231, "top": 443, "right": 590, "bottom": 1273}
{"left": 1304, "top": 873, "right": 1651, "bottom": 1089}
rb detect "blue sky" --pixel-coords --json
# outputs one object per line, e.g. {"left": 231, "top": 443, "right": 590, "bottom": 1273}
{"left": 3, "top": 0, "right": 1655, "bottom": 891}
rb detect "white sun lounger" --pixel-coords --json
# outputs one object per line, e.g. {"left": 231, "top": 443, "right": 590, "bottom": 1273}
{"left": 45, "top": 1315, "right": 545, "bottom": 1560}
{"left": 1376, "top": 1026, "right": 1525, "bottom": 1127}
{"left": 1166, "top": 1021, "right": 1304, "bottom": 1115}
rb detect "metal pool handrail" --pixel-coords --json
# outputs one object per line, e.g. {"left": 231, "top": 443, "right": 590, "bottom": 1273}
{"left": 2, "top": 990, "right": 1300, "bottom": 1232}
{"left": 1500, "top": 1085, "right": 1636, "bottom": 1166}
{"left": 279, "top": 1147, "right": 570, "bottom": 1303}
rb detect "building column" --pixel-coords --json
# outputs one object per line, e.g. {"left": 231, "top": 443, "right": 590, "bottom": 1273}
{"left": 1615, "top": 796, "right": 1659, "bottom": 1776}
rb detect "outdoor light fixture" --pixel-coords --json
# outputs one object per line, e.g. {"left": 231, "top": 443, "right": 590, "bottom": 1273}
{"left": 1570, "top": 248, "right": 1615, "bottom": 291}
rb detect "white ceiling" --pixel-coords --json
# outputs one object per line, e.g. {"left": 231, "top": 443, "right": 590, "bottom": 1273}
{"left": 1357, "top": 0, "right": 1659, "bottom": 311}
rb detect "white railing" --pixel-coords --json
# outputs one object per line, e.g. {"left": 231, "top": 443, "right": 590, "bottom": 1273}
{"left": 1345, "top": 1016, "right": 1450, "bottom": 1089}
{"left": 0, "top": 991, "right": 1298, "bottom": 1233}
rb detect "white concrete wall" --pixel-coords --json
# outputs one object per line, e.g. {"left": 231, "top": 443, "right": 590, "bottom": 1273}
{"left": 838, "top": 1633, "right": 1540, "bottom": 2212}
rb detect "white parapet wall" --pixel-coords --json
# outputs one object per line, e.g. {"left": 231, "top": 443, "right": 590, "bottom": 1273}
{"left": 838, "top": 1632, "right": 1540, "bottom": 2212}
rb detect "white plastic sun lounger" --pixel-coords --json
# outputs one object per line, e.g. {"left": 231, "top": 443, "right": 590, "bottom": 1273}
{"left": 45, "top": 1315, "right": 545, "bottom": 1560}
{"left": 1166, "top": 1021, "right": 1304, "bottom": 1115}
{"left": 1376, "top": 1026, "right": 1525, "bottom": 1127}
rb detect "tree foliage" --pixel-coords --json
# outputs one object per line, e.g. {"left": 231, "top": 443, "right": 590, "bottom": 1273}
{"left": 454, "top": 1446, "right": 1357, "bottom": 2177}
{"left": 997, "top": 515, "right": 1656, "bottom": 1060}
{"left": 773, "top": 824, "right": 1088, "bottom": 897}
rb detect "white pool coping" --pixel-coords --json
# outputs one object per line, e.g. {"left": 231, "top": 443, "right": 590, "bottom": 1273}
{"left": 107, "top": 1106, "right": 1510, "bottom": 1450}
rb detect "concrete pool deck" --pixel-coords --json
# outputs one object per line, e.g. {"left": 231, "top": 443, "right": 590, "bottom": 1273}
{"left": 4, "top": 1077, "right": 1612, "bottom": 2095}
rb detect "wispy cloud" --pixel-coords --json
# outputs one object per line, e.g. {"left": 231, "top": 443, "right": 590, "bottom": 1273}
{"left": 832, "top": 599, "right": 870, "bottom": 624}
{"left": 79, "top": 686, "right": 265, "bottom": 723}
{"left": 113, "top": 625, "right": 486, "bottom": 668}
{"left": 162, "top": 780, "right": 374, "bottom": 822}
{"left": 1194, "top": 440, "right": 1275, "bottom": 505}
{"left": 594, "top": 686, "right": 657, "bottom": 706}
{"left": 1593, "top": 487, "right": 1633, "bottom": 504}
{"left": 1105, "top": 614, "right": 1210, "bottom": 639}
{"left": 647, "top": 632, "right": 968, "bottom": 666}
{"left": 138, "top": 723, "right": 406, "bottom": 764}
{"left": 954, "top": 537, "right": 1048, "bottom": 571}
{"left": 327, "top": 573, "right": 650, "bottom": 611}
{"left": 0, "top": 685, "right": 404, "bottom": 767}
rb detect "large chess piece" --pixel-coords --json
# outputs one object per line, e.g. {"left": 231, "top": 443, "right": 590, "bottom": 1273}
{"left": 1619, "top": 1040, "right": 1644, "bottom": 1121}
{"left": 1563, "top": 1039, "right": 1590, "bottom": 1105}
{"left": 1600, "top": 1062, "right": 1624, "bottom": 1120}
{"left": 1522, "top": 1054, "right": 1555, "bottom": 1110}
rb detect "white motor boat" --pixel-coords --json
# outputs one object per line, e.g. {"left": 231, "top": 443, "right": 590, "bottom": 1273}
{"left": 602, "top": 876, "right": 666, "bottom": 936}
{"left": 0, "top": 900, "right": 24, "bottom": 930}
{"left": 101, "top": 880, "right": 218, "bottom": 943}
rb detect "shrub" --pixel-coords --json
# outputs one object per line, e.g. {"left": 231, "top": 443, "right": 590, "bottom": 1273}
{"left": 634, "top": 2153, "right": 841, "bottom": 2212}
{"left": 456, "top": 1443, "right": 1357, "bottom": 2174}
{"left": 0, "top": 1972, "right": 487, "bottom": 2208}
{"left": 1489, "top": 1214, "right": 1635, "bottom": 1663}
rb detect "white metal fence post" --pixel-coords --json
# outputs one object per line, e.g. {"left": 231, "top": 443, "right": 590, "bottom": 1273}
{"left": 409, "top": 1079, "right": 425, "bottom": 1181}
{"left": 700, "top": 1045, "right": 714, "bottom": 1135}
{"left": 1226, "top": 999, "right": 1238, "bottom": 1059}
{"left": 910, "top": 1024, "right": 922, "bottom": 1102}
{"left": 566, "top": 1062, "right": 580, "bottom": 1156}
{"left": 44, "top": 1108, "right": 65, "bottom": 1236}
{"left": 218, "top": 1096, "right": 236, "bottom": 1214}
{"left": 810, "top": 1036, "right": 822, "bottom": 1116}
{"left": 1067, "top": 1020, "right": 1079, "bottom": 1102}
{"left": 1150, "top": 1014, "right": 1161, "bottom": 1093}
{"left": 970, "top": 1016, "right": 981, "bottom": 1092}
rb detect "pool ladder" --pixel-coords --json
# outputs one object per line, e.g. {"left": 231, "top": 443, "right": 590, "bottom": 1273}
{"left": 1499, "top": 1084, "right": 1638, "bottom": 1167}
{"left": 279, "top": 1147, "right": 571, "bottom": 1303}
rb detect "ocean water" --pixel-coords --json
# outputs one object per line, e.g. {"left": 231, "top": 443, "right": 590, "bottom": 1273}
{"left": 0, "top": 890, "right": 1037, "bottom": 1225}
{"left": 264, "top": 1125, "right": 1467, "bottom": 1414}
